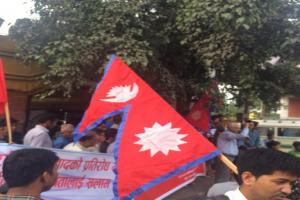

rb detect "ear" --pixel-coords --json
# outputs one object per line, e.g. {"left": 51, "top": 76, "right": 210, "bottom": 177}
{"left": 241, "top": 171, "right": 256, "bottom": 186}
{"left": 41, "top": 171, "right": 50, "bottom": 183}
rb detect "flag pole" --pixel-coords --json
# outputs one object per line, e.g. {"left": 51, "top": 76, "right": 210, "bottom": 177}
{"left": 218, "top": 153, "right": 238, "bottom": 174}
{"left": 4, "top": 102, "right": 12, "bottom": 144}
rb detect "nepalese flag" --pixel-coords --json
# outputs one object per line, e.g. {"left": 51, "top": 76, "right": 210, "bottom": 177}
{"left": 74, "top": 55, "right": 220, "bottom": 200}
{"left": 186, "top": 93, "right": 210, "bottom": 133}
{"left": 0, "top": 59, "right": 7, "bottom": 114}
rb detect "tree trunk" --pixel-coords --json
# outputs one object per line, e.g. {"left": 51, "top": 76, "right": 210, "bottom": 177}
{"left": 243, "top": 100, "right": 249, "bottom": 119}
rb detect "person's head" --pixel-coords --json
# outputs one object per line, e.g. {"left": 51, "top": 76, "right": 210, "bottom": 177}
{"left": 79, "top": 130, "right": 97, "bottom": 148}
{"left": 60, "top": 124, "right": 74, "bottom": 138}
{"left": 266, "top": 140, "right": 281, "bottom": 150}
{"left": 105, "top": 128, "right": 117, "bottom": 144}
{"left": 292, "top": 141, "right": 300, "bottom": 152}
{"left": 37, "top": 114, "right": 55, "bottom": 129}
{"left": 211, "top": 114, "right": 220, "bottom": 126}
{"left": 248, "top": 120, "right": 258, "bottom": 130}
{"left": 3, "top": 149, "right": 59, "bottom": 192}
{"left": 237, "top": 148, "right": 300, "bottom": 200}
{"left": 227, "top": 122, "right": 241, "bottom": 133}
{"left": 95, "top": 130, "right": 106, "bottom": 143}
{"left": 267, "top": 131, "right": 275, "bottom": 140}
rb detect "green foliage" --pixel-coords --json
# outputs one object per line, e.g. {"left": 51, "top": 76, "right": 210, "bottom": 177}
{"left": 9, "top": 0, "right": 300, "bottom": 112}
{"left": 176, "top": 0, "right": 300, "bottom": 110}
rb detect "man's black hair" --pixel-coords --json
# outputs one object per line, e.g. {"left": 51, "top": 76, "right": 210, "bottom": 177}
{"left": 293, "top": 141, "right": 300, "bottom": 148}
{"left": 266, "top": 140, "right": 281, "bottom": 149}
{"left": 79, "top": 135, "right": 95, "bottom": 142}
{"left": 3, "top": 148, "right": 59, "bottom": 188}
{"left": 37, "top": 114, "right": 56, "bottom": 124}
{"left": 211, "top": 115, "right": 220, "bottom": 121}
{"left": 78, "top": 130, "right": 96, "bottom": 142}
{"left": 237, "top": 148, "right": 300, "bottom": 181}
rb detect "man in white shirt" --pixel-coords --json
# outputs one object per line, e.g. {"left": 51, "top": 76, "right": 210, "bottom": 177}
{"left": 202, "top": 148, "right": 300, "bottom": 200}
{"left": 215, "top": 122, "right": 247, "bottom": 183}
{"left": 64, "top": 130, "right": 98, "bottom": 152}
{"left": 206, "top": 181, "right": 239, "bottom": 198}
{"left": 24, "top": 114, "right": 55, "bottom": 148}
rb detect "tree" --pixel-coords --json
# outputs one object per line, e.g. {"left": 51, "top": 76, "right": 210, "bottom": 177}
{"left": 10, "top": 0, "right": 207, "bottom": 112}
{"left": 9, "top": 0, "right": 300, "bottom": 113}
{"left": 176, "top": 0, "right": 300, "bottom": 112}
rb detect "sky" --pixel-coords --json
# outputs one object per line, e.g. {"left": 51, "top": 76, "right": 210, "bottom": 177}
{"left": 0, "top": 0, "right": 35, "bottom": 35}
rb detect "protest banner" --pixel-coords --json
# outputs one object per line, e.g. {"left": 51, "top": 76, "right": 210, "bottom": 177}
{"left": 0, "top": 144, "right": 115, "bottom": 200}
{"left": 0, "top": 144, "right": 206, "bottom": 200}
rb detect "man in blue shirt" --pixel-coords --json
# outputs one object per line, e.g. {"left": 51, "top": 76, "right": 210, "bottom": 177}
{"left": 246, "top": 121, "right": 261, "bottom": 148}
{"left": 53, "top": 123, "right": 74, "bottom": 149}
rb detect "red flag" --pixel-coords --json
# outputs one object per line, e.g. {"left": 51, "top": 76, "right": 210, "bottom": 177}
{"left": 0, "top": 59, "right": 7, "bottom": 114}
{"left": 74, "top": 55, "right": 219, "bottom": 199}
{"left": 186, "top": 93, "right": 210, "bottom": 133}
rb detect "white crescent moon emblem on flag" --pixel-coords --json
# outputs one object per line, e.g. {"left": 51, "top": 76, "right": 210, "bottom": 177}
{"left": 100, "top": 83, "right": 139, "bottom": 103}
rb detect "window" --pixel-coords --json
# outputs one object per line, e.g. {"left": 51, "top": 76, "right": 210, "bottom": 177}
{"left": 257, "top": 127, "right": 275, "bottom": 137}
{"left": 278, "top": 128, "right": 300, "bottom": 137}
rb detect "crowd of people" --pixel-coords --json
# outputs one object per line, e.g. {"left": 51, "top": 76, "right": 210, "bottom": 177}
{"left": 0, "top": 114, "right": 120, "bottom": 154}
{"left": 0, "top": 113, "right": 300, "bottom": 200}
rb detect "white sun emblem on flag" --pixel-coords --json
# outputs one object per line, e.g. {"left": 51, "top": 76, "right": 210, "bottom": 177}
{"left": 134, "top": 122, "right": 188, "bottom": 157}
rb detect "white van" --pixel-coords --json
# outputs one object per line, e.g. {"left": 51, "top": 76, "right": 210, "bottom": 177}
{"left": 256, "top": 119, "right": 300, "bottom": 152}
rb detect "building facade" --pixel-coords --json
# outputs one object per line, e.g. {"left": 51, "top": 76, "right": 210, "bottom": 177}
{"left": 0, "top": 35, "right": 90, "bottom": 131}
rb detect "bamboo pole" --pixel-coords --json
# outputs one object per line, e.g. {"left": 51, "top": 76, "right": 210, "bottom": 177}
{"left": 218, "top": 153, "right": 238, "bottom": 175}
{"left": 4, "top": 102, "right": 12, "bottom": 144}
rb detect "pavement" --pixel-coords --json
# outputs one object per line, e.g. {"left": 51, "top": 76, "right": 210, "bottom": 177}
{"left": 164, "top": 175, "right": 214, "bottom": 200}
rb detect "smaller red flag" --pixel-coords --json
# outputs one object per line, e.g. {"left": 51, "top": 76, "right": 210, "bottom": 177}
{"left": 0, "top": 59, "right": 7, "bottom": 114}
{"left": 186, "top": 93, "right": 210, "bottom": 133}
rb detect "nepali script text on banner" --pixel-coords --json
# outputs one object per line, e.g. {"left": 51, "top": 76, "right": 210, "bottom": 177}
{"left": 0, "top": 144, "right": 115, "bottom": 200}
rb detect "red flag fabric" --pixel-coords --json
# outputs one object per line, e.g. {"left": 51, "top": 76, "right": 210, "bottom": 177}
{"left": 0, "top": 59, "right": 7, "bottom": 114}
{"left": 74, "top": 55, "right": 219, "bottom": 199}
{"left": 186, "top": 93, "right": 210, "bottom": 133}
